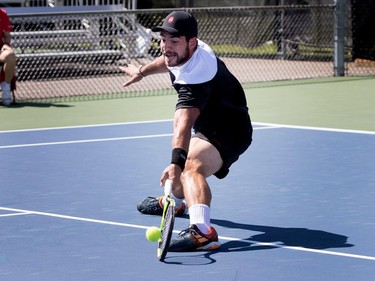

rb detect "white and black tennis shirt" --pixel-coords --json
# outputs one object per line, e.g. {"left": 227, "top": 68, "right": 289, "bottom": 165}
{"left": 168, "top": 39, "right": 252, "bottom": 140}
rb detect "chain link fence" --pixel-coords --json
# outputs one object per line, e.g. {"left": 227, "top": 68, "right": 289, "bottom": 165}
{"left": 6, "top": 3, "right": 375, "bottom": 102}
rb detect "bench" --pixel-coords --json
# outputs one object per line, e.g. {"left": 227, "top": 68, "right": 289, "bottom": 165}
{"left": 7, "top": 5, "right": 137, "bottom": 80}
{"left": 12, "top": 30, "right": 92, "bottom": 51}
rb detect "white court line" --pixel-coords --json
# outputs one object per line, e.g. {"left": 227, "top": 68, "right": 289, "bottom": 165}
{"left": 0, "top": 133, "right": 173, "bottom": 149}
{"left": 1, "top": 206, "right": 374, "bottom": 262}
{"left": 1, "top": 120, "right": 373, "bottom": 135}
{"left": 219, "top": 234, "right": 375, "bottom": 261}
{"left": 255, "top": 122, "right": 375, "bottom": 135}
{"left": 0, "top": 120, "right": 373, "bottom": 150}
{"left": 0, "top": 206, "right": 149, "bottom": 229}
{"left": 0, "top": 126, "right": 275, "bottom": 150}
{"left": 1, "top": 121, "right": 372, "bottom": 150}
{"left": 253, "top": 125, "right": 283, "bottom": 130}
{"left": 0, "top": 211, "right": 31, "bottom": 217}
{"left": 0, "top": 119, "right": 173, "bottom": 134}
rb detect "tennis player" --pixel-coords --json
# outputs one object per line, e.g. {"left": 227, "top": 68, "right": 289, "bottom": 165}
{"left": 120, "top": 11, "right": 253, "bottom": 251}
{"left": 0, "top": 8, "right": 16, "bottom": 106}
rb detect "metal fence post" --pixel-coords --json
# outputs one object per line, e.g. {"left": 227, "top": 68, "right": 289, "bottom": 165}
{"left": 334, "top": 0, "right": 346, "bottom": 76}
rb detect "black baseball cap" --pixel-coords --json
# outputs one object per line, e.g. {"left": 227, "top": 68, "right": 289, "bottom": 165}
{"left": 152, "top": 11, "right": 198, "bottom": 38}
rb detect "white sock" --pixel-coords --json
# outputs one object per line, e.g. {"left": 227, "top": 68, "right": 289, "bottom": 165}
{"left": 162, "top": 179, "right": 185, "bottom": 209}
{"left": 189, "top": 204, "right": 211, "bottom": 235}
{"left": 162, "top": 192, "right": 185, "bottom": 209}
{"left": 171, "top": 192, "right": 185, "bottom": 208}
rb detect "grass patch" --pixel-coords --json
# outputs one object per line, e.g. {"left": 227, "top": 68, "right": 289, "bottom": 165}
{"left": 211, "top": 42, "right": 334, "bottom": 60}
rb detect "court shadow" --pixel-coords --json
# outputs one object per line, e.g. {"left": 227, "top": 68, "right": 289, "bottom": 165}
{"left": 211, "top": 218, "right": 354, "bottom": 252}
{"left": 10, "top": 102, "right": 72, "bottom": 108}
{"left": 165, "top": 219, "right": 354, "bottom": 265}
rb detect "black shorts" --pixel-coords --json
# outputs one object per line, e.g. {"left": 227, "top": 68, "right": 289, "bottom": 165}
{"left": 193, "top": 127, "right": 253, "bottom": 179}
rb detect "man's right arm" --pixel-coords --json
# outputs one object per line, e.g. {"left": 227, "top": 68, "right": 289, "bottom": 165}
{"left": 120, "top": 56, "right": 168, "bottom": 87}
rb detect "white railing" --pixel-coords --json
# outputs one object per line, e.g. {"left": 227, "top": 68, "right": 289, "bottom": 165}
{"left": 0, "top": 0, "right": 131, "bottom": 8}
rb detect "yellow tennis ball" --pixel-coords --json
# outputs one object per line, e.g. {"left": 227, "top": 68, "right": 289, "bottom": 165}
{"left": 145, "top": 226, "right": 161, "bottom": 242}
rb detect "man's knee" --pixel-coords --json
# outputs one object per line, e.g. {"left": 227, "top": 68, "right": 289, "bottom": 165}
{"left": 2, "top": 48, "right": 16, "bottom": 62}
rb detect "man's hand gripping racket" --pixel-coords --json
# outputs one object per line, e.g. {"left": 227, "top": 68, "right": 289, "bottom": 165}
{"left": 157, "top": 179, "right": 176, "bottom": 262}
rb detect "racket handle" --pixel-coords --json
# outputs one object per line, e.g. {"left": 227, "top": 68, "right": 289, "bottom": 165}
{"left": 164, "top": 179, "right": 172, "bottom": 196}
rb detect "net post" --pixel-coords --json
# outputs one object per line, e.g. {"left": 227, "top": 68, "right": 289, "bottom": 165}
{"left": 334, "top": 0, "right": 346, "bottom": 77}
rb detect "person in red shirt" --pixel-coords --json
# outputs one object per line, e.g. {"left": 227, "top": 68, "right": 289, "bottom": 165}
{"left": 0, "top": 8, "right": 16, "bottom": 106}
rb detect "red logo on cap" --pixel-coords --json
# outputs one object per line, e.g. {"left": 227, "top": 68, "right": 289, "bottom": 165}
{"left": 168, "top": 16, "right": 174, "bottom": 23}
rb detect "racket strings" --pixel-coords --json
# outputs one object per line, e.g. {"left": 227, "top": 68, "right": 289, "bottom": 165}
{"left": 158, "top": 203, "right": 175, "bottom": 261}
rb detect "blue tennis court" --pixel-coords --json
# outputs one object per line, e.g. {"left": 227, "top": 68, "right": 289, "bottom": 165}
{"left": 1, "top": 120, "right": 374, "bottom": 281}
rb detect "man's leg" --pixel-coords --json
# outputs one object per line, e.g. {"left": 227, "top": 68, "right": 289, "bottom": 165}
{"left": 168, "top": 137, "right": 223, "bottom": 251}
{"left": 182, "top": 136, "right": 222, "bottom": 227}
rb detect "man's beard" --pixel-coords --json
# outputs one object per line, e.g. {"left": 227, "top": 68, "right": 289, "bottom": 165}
{"left": 163, "top": 45, "right": 190, "bottom": 66}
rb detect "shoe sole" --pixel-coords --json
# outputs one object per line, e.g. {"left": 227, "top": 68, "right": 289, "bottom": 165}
{"left": 196, "top": 241, "right": 221, "bottom": 251}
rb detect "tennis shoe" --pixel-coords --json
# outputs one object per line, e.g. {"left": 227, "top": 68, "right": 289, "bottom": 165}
{"left": 137, "top": 196, "right": 186, "bottom": 216}
{"left": 1, "top": 82, "right": 13, "bottom": 106}
{"left": 168, "top": 224, "right": 221, "bottom": 252}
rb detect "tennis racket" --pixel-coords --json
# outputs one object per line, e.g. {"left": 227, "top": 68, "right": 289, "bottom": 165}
{"left": 157, "top": 179, "right": 176, "bottom": 262}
